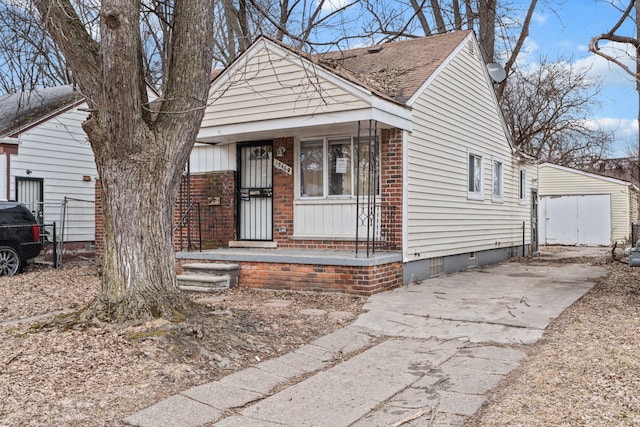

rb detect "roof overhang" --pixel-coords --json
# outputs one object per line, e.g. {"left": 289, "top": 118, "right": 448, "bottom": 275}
{"left": 197, "top": 101, "right": 412, "bottom": 144}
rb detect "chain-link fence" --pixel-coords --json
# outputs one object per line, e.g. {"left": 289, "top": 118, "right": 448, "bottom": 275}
{"left": 20, "top": 197, "right": 96, "bottom": 268}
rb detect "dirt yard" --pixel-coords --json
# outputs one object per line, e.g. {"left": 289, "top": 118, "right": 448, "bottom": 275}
{"left": 0, "top": 253, "right": 638, "bottom": 426}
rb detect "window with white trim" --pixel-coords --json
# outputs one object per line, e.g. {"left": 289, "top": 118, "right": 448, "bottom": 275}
{"left": 492, "top": 158, "right": 504, "bottom": 201}
{"left": 468, "top": 151, "right": 483, "bottom": 199}
{"left": 519, "top": 168, "right": 527, "bottom": 202}
{"left": 299, "top": 136, "right": 379, "bottom": 199}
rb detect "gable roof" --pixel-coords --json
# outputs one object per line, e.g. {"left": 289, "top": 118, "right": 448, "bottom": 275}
{"left": 0, "top": 85, "right": 83, "bottom": 138}
{"left": 540, "top": 162, "right": 639, "bottom": 190}
{"left": 209, "top": 31, "right": 473, "bottom": 108}
{"left": 315, "top": 31, "right": 472, "bottom": 104}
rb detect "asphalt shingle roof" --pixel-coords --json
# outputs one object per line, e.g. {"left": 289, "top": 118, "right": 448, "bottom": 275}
{"left": 316, "top": 31, "right": 472, "bottom": 104}
{"left": 0, "top": 85, "right": 80, "bottom": 137}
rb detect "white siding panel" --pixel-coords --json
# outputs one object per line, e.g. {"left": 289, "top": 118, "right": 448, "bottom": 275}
{"left": 406, "top": 41, "right": 535, "bottom": 259}
{"left": 190, "top": 144, "right": 236, "bottom": 172}
{"left": 293, "top": 200, "right": 382, "bottom": 239}
{"left": 11, "top": 106, "right": 96, "bottom": 242}
{"left": 203, "top": 48, "right": 370, "bottom": 128}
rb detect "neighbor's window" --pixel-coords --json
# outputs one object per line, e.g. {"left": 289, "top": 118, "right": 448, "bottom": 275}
{"left": 519, "top": 169, "right": 527, "bottom": 202}
{"left": 468, "top": 152, "right": 483, "bottom": 198}
{"left": 299, "top": 136, "right": 378, "bottom": 198}
{"left": 492, "top": 158, "right": 503, "bottom": 200}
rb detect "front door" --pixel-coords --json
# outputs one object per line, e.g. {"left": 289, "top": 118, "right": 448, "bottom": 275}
{"left": 16, "top": 177, "right": 44, "bottom": 223}
{"left": 237, "top": 142, "right": 273, "bottom": 241}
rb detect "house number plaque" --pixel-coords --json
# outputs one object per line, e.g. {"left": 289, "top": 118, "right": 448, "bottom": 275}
{"left": 274, "top": 158, "right": 292, "bottom": 175}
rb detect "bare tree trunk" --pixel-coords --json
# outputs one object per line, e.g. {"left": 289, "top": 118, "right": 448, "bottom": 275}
{"left": 34, "top": 0, "right": 215, "bottom": 324}
{"left": 410, "top": 0, "right": 432, "bottom": 35}
{"left": 430, "top": 0, "right": 446, "bottom": 33}
{"left": 452, "top": 0, "right": 463, "bottom": 30}
{"left": 477, "top": 0, "right": 496, "bottom": 62}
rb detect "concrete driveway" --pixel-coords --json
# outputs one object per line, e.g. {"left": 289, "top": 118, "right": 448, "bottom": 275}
{"left": 126, "top": 248, "right": 609, "bottom": 427}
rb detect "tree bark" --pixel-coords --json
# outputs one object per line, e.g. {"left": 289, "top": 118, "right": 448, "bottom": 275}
{"left": 35, "top": 0, "right": 215, "bottom": 324}
{"left": 477, "top": 0, "right": 496, "bottom": 62}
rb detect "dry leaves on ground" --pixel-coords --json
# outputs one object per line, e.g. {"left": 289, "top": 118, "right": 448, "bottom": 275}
{"left": 2, "top": 254, "right": 640, "bottom": 426}
{"left": 0, "top": 261, "right": 365, "bottom": 427}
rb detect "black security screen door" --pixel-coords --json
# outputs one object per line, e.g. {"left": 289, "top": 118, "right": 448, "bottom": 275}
{"left": 16, "top": 177, "right": 44, "bottom": 223}
{"left": 237, "top": 142, "right": 273, "bottom": 241}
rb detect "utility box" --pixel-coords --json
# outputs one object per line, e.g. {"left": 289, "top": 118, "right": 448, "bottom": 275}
{"left": 630, "top": 241, "right": 640, "bottom": 267}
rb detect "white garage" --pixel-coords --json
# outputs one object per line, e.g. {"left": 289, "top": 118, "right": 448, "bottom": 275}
{"left": 538, "top": 163, "right": 639, "bottom": 246}
{"left": 540, "top": 194, "right": 611, "bottom": 245}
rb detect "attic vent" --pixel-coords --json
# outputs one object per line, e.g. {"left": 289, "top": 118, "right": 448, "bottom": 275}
{"left": 467, "top": 40, "right": 476, "bottom": 57}
{"left": 367, "top": 45, "right": 383, "bottom": 54}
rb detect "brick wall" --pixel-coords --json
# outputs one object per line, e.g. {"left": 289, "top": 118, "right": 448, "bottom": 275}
{"left": 272, "top": 137, "right": 295, "bottom": 246}
{"left": 380, "top": 128, "right": 403, "bottom": 250}
{"left": 176, "top": 171, "right": 236, "bottom": 249}
{"left": 177, "top": 258, "right": 403, "bottom": 296}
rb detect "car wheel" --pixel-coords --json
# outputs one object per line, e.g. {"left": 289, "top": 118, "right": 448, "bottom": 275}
{"left": 0, "top": 247, "right": 21, "bottom": 276}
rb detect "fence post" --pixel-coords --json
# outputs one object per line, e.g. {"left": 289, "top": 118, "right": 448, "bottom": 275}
{"left": 52, "top": 223, "right": 58, "bottom": 269}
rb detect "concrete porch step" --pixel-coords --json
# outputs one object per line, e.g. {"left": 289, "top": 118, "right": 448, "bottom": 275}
{"left": 178, "top": 273, "right": 231, "bottom": 292}
{"left": 178, "top": 262, "right": 240, "bottom": 292}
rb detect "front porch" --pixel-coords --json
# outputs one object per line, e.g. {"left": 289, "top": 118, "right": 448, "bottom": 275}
{"left": 176, "top": 247, "right": 403, "bottom": 296}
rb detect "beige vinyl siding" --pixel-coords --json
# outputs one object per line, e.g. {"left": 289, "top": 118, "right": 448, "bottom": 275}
{"left": 406, "top": 40, "right": 534, "bottom": 259}
{"left": 539, "top": 163, "right": 636, "bottom": 243}
{"left": 202, "top": 48, "right": 370, "bottom": 128}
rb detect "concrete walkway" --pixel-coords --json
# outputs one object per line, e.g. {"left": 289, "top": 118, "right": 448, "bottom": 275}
{"left": 124, "top": 247, "right": 609, "bottom": 427}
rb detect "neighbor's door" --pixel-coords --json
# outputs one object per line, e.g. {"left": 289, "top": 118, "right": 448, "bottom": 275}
{"left": 16, "top": 177, "right": 44, "bottom": 223}
{"left": 237, "top": 142, "right": 273, "bottom": 241}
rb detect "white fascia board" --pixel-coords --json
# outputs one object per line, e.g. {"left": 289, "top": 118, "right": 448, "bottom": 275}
{"left": 197, "top": 106, "right": 412, "bottom": 141}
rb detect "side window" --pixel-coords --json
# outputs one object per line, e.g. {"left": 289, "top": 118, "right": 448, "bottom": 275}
{"left": 519, "top": 169, "right": 527, "bottom": 202}
{"left": 492, "top": 158, "right": 504, "bottom": 201}
{"left": 468, "top": 151, "right": 483, "bottom": 199}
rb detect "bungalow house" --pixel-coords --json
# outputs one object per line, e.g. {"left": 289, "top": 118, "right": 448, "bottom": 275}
{"left": 0, "top": 86, "right": 98, "bottom": 254}
{"left": 538, "top": 162, "right": 638, "bottom": 246}
{"left": 177, "top": 30, "right": 538, "bottom": 295}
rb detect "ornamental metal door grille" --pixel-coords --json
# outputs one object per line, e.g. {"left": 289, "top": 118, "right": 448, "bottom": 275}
{"left": 237, "top": 142, "right": 273, "bottom": 241}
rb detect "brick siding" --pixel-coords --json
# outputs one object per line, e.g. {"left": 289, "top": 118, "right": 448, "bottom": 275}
{"left": 177, "top": 257, "right": 403, "bottom": 296}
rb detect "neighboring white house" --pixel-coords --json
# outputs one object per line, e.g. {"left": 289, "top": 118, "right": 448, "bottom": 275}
{"left": 538, "top": 162, "right": 639, "bottom": 246}
{"left": 0, "top": 86, "right": 97, "bottom": 247}
{"left": 180, "top": 31, "right": 538, "bottom": 291}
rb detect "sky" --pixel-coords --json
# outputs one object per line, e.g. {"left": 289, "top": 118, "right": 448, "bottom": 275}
{"left": 523, "top": 0, "right": 639, "bottom": 157}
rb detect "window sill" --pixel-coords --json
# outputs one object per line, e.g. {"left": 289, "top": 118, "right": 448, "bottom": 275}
{"left": 467, "top": 193, "right": 484, "bottom": 201}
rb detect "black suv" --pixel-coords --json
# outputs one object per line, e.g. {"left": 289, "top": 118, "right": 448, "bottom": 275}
{"left": 0, "top": 201, "right": 42, "bottom": 275}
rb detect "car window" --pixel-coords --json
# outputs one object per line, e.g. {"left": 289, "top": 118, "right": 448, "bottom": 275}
{"left": 0, "top": 206, "right": 36, "bottom": 225}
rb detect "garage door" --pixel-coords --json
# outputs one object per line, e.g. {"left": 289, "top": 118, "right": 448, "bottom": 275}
{"left": 540, "top": 194, "right": 611, "bottom": 246}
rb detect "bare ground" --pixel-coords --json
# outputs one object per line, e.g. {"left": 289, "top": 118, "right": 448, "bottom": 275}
{"left": 1, "top": 253, "right": 639, "bottom": 426}
{"left": 0, "top": 260, "right": 365, "bottom": 426}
